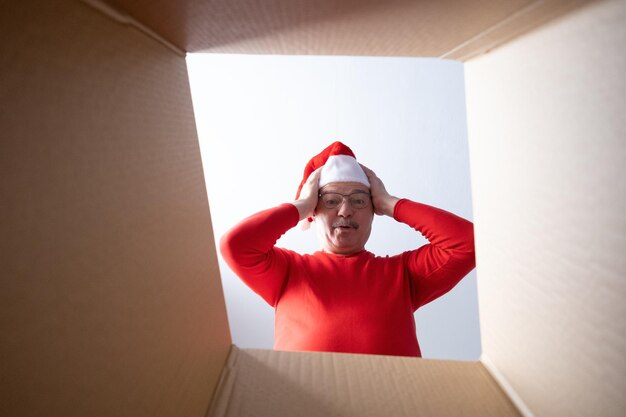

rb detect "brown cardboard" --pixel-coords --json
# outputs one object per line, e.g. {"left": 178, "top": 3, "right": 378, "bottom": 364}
{"left": 2, "top": 0, "right": 623, "bottom": 416}
{"left": 102, "top": 0, "right": 593, "bottom": 58}
{"left": 441, "top": 0, "right": 596, "bottom": 60}
{"left": 465, "top": 1, "right": 626, "bottom": 416}
{"left": 208, "top": 347, "right": 521, "bottom": 417}
{"left": 0, "top": 1, "right": 230, "bottom": 416}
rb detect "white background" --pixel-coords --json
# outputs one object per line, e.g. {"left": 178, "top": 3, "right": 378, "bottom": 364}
{"left": 187, "top": 53, "right": 480, "bottom": 360}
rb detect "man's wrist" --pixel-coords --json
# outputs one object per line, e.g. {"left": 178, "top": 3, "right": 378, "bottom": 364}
{"left": 292, "top": 199, "right": 314, "bottom": 221}
{"left": 382, "top": 196, "right": 400, "bottom": 217}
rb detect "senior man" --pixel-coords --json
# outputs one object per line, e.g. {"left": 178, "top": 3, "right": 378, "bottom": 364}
{"left": 220, "top": 141, "right": 475, "bottom": 357}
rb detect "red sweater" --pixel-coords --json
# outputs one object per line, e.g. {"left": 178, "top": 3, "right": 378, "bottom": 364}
{"left": 220, "top": 199, "right": 475, "bottom": 357}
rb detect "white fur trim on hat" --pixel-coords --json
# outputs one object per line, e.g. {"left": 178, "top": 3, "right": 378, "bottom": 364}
{"left": 319, "top": 155, "right": 370, "bottom": 189}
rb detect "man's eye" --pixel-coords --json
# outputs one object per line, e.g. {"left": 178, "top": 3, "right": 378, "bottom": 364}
{"left": 325, "top": 197, "right": 341, "bottom": 206}
{"left": 352, "top": 198, "right": 366, "bottom": 206}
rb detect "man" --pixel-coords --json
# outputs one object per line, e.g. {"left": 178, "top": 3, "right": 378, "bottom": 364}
{"left": 220, "top": 142, "right": 475, "bottom": 357}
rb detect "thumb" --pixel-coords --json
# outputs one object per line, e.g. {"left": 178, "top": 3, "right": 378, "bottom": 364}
{"left": 293, "top": 167, "right": 322, "bottom": 220}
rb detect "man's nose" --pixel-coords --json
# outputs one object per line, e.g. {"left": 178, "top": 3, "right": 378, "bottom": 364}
{"left": 337, "top": 199, "right": 354, "bottom": 216}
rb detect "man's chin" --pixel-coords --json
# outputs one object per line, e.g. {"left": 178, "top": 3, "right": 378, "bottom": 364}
{"left": 330, "top": 237, "right": 363, "bottom": 254}
{"left": 332, "top": 231, "right": 356, "bottom": 245}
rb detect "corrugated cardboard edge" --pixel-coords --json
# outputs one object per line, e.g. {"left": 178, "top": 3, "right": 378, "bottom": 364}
{"left": 442, "top": 0, "right": 594, "bottom": 61}
{"left": 480, "top": 354, "right": 536, "bottom": 417}
{"left": 81, "top": 0, "right": 185, "bottom": 56}
{"left": 206, "top": 345, "right": 240, "bottom": 417}
{"left": 205, "top": 345, "right": 520, "bottom": 417}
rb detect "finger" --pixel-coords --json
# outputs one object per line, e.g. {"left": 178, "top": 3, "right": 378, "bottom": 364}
{"left": 299, "top": 167, "right": 323, "bottom": 200}
{"left": 305, "top": 167, "right": 322, "bottom": 192}
{"left": 359, "top": 163, "right": 378, "bottom": 182}
{"left": 309, "top": 166, "right": 323, "bottom": 182}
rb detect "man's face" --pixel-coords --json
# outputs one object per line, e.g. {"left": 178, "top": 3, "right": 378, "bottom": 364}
{"left": 315, "top": 181, "right": 374, "bottom": 255}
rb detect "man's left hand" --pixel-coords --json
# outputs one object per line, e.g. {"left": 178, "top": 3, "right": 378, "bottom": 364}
{"left": 360, "top": 164, "right": 400, "bottom": 217}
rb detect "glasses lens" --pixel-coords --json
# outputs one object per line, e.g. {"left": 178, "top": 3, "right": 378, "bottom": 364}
{"left": 349, "top": 192, "right": 370, "bottom": 209}
{"left": 321, "top": 193, "right": 342, "bottom": 209}
{"left": 320, "top": 192, "right": 370, "bottom": 209}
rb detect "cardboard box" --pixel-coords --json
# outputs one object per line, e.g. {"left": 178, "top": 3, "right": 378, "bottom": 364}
{"left": 1, "top": 0, "right": 623, "bottom": 416}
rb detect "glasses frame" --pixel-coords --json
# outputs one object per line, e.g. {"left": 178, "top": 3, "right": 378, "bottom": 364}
{"left": 317, "top": 191, "right": 372, "bottom": 210}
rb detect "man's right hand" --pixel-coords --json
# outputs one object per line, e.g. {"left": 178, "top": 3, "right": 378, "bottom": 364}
{"left": 292, "top": 167, "right": 322, "bottom": 221}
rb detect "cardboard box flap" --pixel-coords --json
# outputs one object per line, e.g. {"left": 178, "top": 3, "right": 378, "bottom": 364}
{"left": 465, "top": 1, "right": 626, "bottom": 416}
{"left": 208, "top": 347, "right": 521, "bottom": 417}
{"left": 0, "top": 1, "right": 231, "bottom": 415}
{"left": 103, "top": 0, "right": 593, "bottom": 59}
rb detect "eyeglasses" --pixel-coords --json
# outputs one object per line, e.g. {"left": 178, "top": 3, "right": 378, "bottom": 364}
{"left": 318, "top": 191, "right": 371, "bottom": 209}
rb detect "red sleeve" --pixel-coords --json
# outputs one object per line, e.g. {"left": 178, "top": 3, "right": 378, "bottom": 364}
{"left": 219, "top": 203, "right": 300, "bottom": 307}
{"left": 393, "top": 199, "right": 476, "bottom": 309}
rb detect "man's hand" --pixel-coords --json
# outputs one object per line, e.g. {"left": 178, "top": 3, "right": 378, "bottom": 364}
{"left": 292, "top": 167, "right": 322, "bottom": 221}
{"left": 360, "top": 164, "right": 400, "bottom": 217}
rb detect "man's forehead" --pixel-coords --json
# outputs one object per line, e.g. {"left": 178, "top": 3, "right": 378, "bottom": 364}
{"left": 320, "top": 182, "right": 369, "bottom": 193}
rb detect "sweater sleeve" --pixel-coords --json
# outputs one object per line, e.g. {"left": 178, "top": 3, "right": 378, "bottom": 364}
{"left": 219, "top": 203, "right": 300, "bottom": 307}
{"left": 393, "top": 199, "right": 476, "bottom": 309}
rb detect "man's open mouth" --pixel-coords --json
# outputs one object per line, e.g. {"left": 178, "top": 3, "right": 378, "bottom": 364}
{"left": 333, "top": 222, "right": 358, "bottom": 230}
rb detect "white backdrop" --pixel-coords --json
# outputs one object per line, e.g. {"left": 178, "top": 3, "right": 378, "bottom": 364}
{"left": 187, "top": 54, "right": 480, "bottom": 360}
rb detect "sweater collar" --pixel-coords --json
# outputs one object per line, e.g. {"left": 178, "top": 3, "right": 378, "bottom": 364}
{"left": 317, "top": 249, "right": 371, "bottom": 259}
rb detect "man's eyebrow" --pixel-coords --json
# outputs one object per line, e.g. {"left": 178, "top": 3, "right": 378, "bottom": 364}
{"left": 321, "top": 188, "right": 369, "bottom": 194}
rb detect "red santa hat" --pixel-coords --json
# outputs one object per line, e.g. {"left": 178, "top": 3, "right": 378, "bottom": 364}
{"left": 295, "top": 141, "right": 370, "bottom": 229}
{"left": 295, "top": 141, "right": 370, "bottom": 199}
